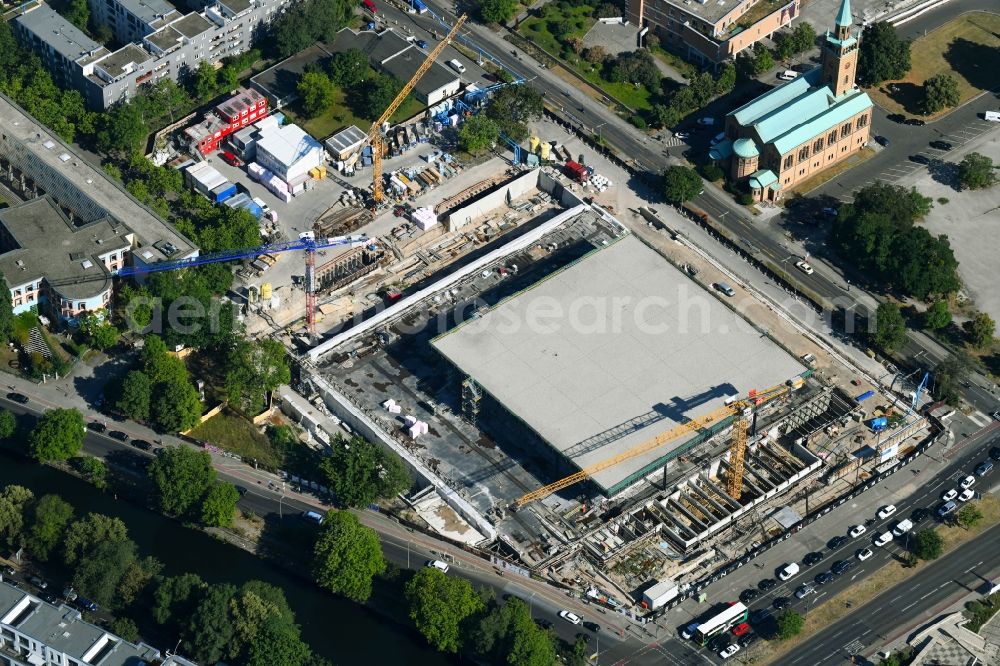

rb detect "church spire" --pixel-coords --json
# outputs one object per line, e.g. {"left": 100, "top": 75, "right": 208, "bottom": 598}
{"left": 835, "top": 0, "right": 852, "bottom": 30}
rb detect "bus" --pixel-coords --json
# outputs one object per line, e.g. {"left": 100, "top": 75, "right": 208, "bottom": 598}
{"left": 693, "top": 601, "right": 748, "bottom": 646}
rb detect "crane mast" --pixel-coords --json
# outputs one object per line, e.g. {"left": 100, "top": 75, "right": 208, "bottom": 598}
{"left": 367, "top": 14, "right": 467, "bottom": 204}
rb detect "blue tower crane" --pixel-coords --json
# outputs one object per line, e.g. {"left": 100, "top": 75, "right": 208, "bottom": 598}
{"left": 116, "top": 233, "right": 370, "bottom": 337}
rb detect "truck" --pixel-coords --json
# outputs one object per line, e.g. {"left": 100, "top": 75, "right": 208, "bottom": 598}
{"left": 564, "top": 160, "right": 589, "bottom": 183}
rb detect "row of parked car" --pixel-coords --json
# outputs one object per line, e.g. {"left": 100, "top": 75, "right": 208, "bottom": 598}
{"left": 2, "top": 566, "right": 98, "bottom": 612}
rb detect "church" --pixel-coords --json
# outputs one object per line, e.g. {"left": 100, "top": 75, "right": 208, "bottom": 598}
{"left": 708, "top": 0, "right": 873, "bottom": 202}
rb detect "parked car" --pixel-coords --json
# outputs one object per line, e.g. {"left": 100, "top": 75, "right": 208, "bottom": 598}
{"left": 877, "top": 504, "right": 897, "bottom": 519}
{"left": 559, "top": 610, "right": 582, "bottom": 625}
{"left": 87, "top": 422, "right": 107, "bottom": 433}
{"left": 848, "top": 524, "right": 866, "bottom": 538}
{"left": 681, "top": 622, "right": 700, "bottom": 639}
{"left": 887, "top": 113, "right": 906, "bottom": 123}
{"left": 909, "top": 154, "right": 930, "bottom": 164}
{"left": 6, "top": 392, "right": 28, "bottom": 404}
{"left": 719, "top": 644, "right": 741, "bottom": 659}
{"left": 975, "top": 461, "right": 994, "bottom": 476}
{"left": 795, "top": 260, "right": 815, "bottom": 275}
{"left": 713, "top": 282, "right": 736, "bottom": 297}
{"left": 773, "top": 597, "right": 791, "bottom": 609}
{"left": 758, "top": 578, "right": 777, "bottom": 591}
{"left": 108, "top": 431, "right": 129, "bottom": 442}
{"left": 795, "top": 584, "right": 815, "bottom": 599}
{"left": 738, "top": 632, "right": 759, "bottom": 647}
{"left": 828, "top": 535, "right": 848, "bottom": 549}
{"left": 991, "top": 446, "right": 1000, "bottom": 461}
{"left": 803, "top": 552, "right": 824, "bottom": 566}
{"left": 219, "top": 151, "right": 242, "bottom": 167}
{"left": 731, "top": 622, "right": 751, "bottom": 637}
{"left": 941, "top": 488, "right": 958, "bottom": 501}
{"left": 815, "top": 572, "right": 834, "bottom": 586}
{"left": 937, "top": 500, "right": 958, "bottom": 517}
{"left": 740, "top": 589, "right": 761, "bottom": 603}
{"left": 856, "top": 548, "right": 874, "bottom": 561}
{"left": 583, "top": 621, "right": 601, "bottom": 633}
{"left": 425, "top": 560, "right": 449, "bottom": 573}
{"left": 960, "top": 475, "right": 976, "bottom": 489}
{"left": 892, "top": 519, "right": 914, "bottom": 537}
{"left": 904, "top": 118, "right": 926, "bottom": 126}
{"left": 29, "top": 576, "right": 47, "bottom": 589}
{"left": 131, "top": 439, "right": 153, "bottom": 451}
{"left": 415, "top": 39, "right": 428, "bottom": 49}
{"left": 75, "top": 596, "right": 98, "bottom": 612}
{"left": 750, "top": 608, "right": 772, "bottom": 624}
{"left": 929, "top": 140, "right": 952, "bottom": 150}
{"left": 911, "top": 508, "right": 930, "bottom": 522}
{"left": 874, "top": 135, "right": 890, "bottom": 146}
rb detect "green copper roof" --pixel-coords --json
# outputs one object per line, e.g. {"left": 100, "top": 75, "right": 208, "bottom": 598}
{"left": 756, "top": 87, "right": 834, "bottom": 144}
{"left": 772, "top": 90, "right": 873, "bottom": 155}
{"left": 730, "top": 68, "right": 822, "bottom": 128}
{"left": 836, "top": 0, "right": 852, "bottom": 27}
{"left": 748, "top": 169, "right": 778, "bottom": 189}
{"left": 733, "top": 138, "right": 760, "bottom": 158}
{"left": 709, "top": 139, "right": 733, "bottom": 161}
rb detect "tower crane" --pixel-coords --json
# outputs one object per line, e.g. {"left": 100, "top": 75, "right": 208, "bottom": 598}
{"left": 366, "top": 13, "right": 467, "bottom": 204}
{"left": 512, "top": 380, "right": 801, "bottom": 509}
{"left": 114, "top": 233, "right": 370, "bottom": 338}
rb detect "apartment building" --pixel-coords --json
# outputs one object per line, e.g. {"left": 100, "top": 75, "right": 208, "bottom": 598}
{"left": 629, "top": 0, "right": 800, "bottom": 67}
{"left": 14, "top": 0, "right": 289, "bottom": 110}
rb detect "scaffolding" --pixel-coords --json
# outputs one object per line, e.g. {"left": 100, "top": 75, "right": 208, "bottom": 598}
{"left": 461, "top": 377, "right": 481, "bottom": 426}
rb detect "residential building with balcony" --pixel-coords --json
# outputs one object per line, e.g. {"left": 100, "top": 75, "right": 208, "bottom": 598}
{"left": 707, "top": 0, "right": 871, "bottom": 201}
{"left": 14, "top": 0, "right": 289, "bottom": 110}
{"left": 629, "top": 0, "right": 800, "bottom": 67}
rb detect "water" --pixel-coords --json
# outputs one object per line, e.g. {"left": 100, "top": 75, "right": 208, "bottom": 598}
{"left": 0, "top": 451, "right": 454, "bottom": 666}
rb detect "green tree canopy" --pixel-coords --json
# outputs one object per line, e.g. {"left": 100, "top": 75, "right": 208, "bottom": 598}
{"left": 469, "top": 597, "right": 556, "bottom": 666}
{"left": 606, "top": 50, "right": 661, "bottom": 93}
{"left": 117, "top": 370, "right": 152, "bottom": 422}
{"left": 354, "top": 73, "right": 402, "bottom": 121}
{"left": 245, "top": 620, "right": 312, "bottom": 666}
{"left": 957, "top": 152, "right": 997, "bottom": 191}
{"left": 480, "top": 0, "right": 517, "bottom": 23}
{"left": 153, "top": 573, "right": 207, "bottom": 625}
{"left": 77, "top": 456, "right": 108, "bottom": 490}
{"left": 912, "top": 528, "right": 944, "bottom": 559}
{"left": 921, "top": 73, "right": 960, "bottom": 114}
{"left": 152, "top": 379, "right": 203, "bottom": 433}
{"left": 873, "top": 302, "right": 907, "bottom": 351}
{"left": 484, "top": 85, "right": 543, "bottom": 142}
{"left": 0, "top": 485, "right": 34, "bottom": 549}
{"left": 96, "top": 99, "right": 147, "bottom": 156}
{"left": 72, "top": 538, "right": 139, "bottom": 608}
{"left": 405, "top": 568, "right": 486, "bottom": 652}
{"left": 63, "top": 512, "right": 129, "bottom": 566}
{"left": 29, "top": 408, "right": 85, "bottom": 462}
{"left": 956, "top": 503, "right": 983, "bottom": 529}
{"left": 200, "top": 483, "right": 240, "bottom": 527}
{"left": 328, "top": 49, "right": 369, "bottom": 88}
{"left": 111, "top": 617, "right": 139, "bottom": 642}
{"left": 312, "top": 511, "right": 385, "bottom": 602}
{"left": 183, "top": 583, "right": 237, "bottom": 664}
{"left": 776, "top": 610, "right": 804, "bottom": 639}
{"left": 79, "top": 313, "right": 121, "bottom": 351}
{"left": 320, "top": 435, "right": 412, "bottom": 508}
{"left": 662, "top": 165, "right": 703, "bottom": 204}
{"left": 964, "top": 312, "right": 995, "bottom": 348}
{"left": 933, "top": 352, "right": 972, "bottom": 406}
{"left": 0, "top": 409, "right": 15, "bottom": 439}
{"left": 858, "top": 22, "right": 911, "bottom": 86}
{"left": 0, "top": 273, "right": 14, "bottom": 343}
{"left": 26, "top": 493, "right": 73, "bottom": 561}
{"left": 458, "top": 115, "right": 500, "bottom": 155}
{"left": 297, "top": 70, "right": 336, "bottom": 118}
{"left": 924, "top": 299, "right": 952, "bottom": 331}
{"left": 148, "top": 446, "right": 217, "bottom": 518}
{"left": 224, "top": 338, "right": 291, "bottom": 415}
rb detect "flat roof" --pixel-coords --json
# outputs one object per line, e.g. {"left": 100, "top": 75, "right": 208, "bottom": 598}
{"left": 256, "top": 123, "right": 322, "bottom": 167}
{"left": 251, "top": 43, "right": 329, "bottom": 104}
{"left": 325, "top": 124, "right": 367, "bottom": 153}
{"left": 170, "top": 11, "right": 213, "bottom": 38}
{"left": 115, "top": 0, "right": 176, "bottom": 24}
{"left": 95, "top": 43, "right": 153, "bottom": 79}
{"left": 432, "top": 235, "right": 805, "bottom": 493}
{"left": 0, "top": 92, "right": 196, "bottom": 265}
{"left": 218, "top": 0, "right": 253, "bottom": 14}
{"left": 381, "top": 49, "right": 458, "bottom": 99}
{"left": 145, "top": 24, "right": 183, "bottom": 52}
{"left": 14, "top": 4, "right": 104, "bottom": 62}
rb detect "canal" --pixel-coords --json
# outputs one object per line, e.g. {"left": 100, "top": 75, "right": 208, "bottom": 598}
{"left": 0, "top": 450, "right": 455, "bottom": 666}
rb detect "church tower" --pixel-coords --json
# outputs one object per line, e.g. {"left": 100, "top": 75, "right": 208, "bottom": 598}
{"left": 821, "top": 0, "right": 859, "bottom": 97}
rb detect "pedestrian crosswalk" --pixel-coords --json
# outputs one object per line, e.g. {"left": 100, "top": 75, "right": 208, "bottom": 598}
{"left": 968, "top": 411, "right": 990, "bottom": 427}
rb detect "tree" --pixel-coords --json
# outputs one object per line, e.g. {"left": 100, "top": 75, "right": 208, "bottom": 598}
{"left": 0, "top": 485, "right": 33, "bottom": 549}
{"left": 964, "top": 312, "right": 995, "bottom": 348}
{"left": 924, "top": 299, "right": 952, "bottom": 331}
{"left": 245, "top": 621, "right": 312, "bottom": 666}
{"left": 200, "top": 483, "right": 240, "bottom": 527}
{"left": 224, "top": 338, "right": 291, "bottom": 415}
{"left": 77, "top": 456, "right": 108, "bottom": 490}
{"left": 662, "top": 166, "right": 703, "bottom": 204}
{"left": 754, "top": 48, "right": 774, "bottom": 75}
{"left": 469, "top": 597, "right": 556, "bottom": 666}
{"left": 958, "top": 152, "right": 997, "bottom": 191}
{"left": 148, "top": 446, "right": 217, "bottom": 518}
{"left": 97, "top": 100, "right": 147, "bottom": 156}
{"left": 64, "top": 0, "right": 90, "bottom": 32}
{"left": 405, "top": 568, "right": 485, "bottom": 652}
{"left": 79, "top": 312, "right": 120, "bottom": 350}
{"left": 328, "top": 49, "right": 369, "bottom": 88}
{"left": 312, "top": 511, "right": 385, "bottom": 602}
{"left": 858, "top": 22, "right": 911, "bottom": 86}
{"left": 921, "top": 73, "right": 960, "bottom": 114}
{"left": 458, "top": 115, "right": 500, "bottom": 155}
{"left": 320, "top": 435, "right": 412, "bottom": 508}
{"left": 355, "top": 73, "right": 402, "bottom": 120}
{"left": 0, "top": 409, "right": 15, "bottom": 439}
{"left": 117, "top": 370, "right": 152, "bottom": 422}
{"left": 153, "top": 573, "right": 207, "bottom": 625}
{"left": 776, "top": 610, "right": 804, "bottom": 639}
{"left": 72, "top": 539, "right": 138, "bottom": 608}
{"left": 480, "top": 0, "right": 517, "bottom": 23}
{"left": 0, "top": 273, "right": 14, "bottom": 343}
{"left": 116, "top": 554, "right": 162, "bottom": 605}
{"left": 873, "top": 302, "right": 907, "bottom": 351}
{"left": 149, "top": 79, "right": 191, "bottom": 124}
{"left": 715, "top": 63, "right": 737, "bottom": 95}
{"left": 912, "top": 528, "right": 944, "bottom": 560}
{"left": 29, "top": 408, "right": 85, "bottom": 462}
{"left": 956, "top": 503, "right": 983, "bottom": 529}
{"left": 151, "top": 377, "right": 203, "bottom": 433}
{"left": 183, "top": 583, "right": 237, "bottom": 664}
{"left": 484, "top": 85, "right": 543, "bottom": 142}
{"left": 63, "top": 513, "right": 129, "bottom": 566}
{"left": 111, "top": 617, "right": 139, "bottom": 643}
{"left": 191, "top": 60, "right": 220, "bottom": 101}
{"left": 229, "top": 581, "right": 297, "bottom": 660}
{"left": 26, "top": 494, "right": 73, "bottom": 561}
{"left": 583, "top": 45, "right": 607, "bottom": 65}
{"left": 933, "top": 353, "right": 971, "bottom": 405}
{"left": 297, "top": 70, "right": 336, "bottom": 118}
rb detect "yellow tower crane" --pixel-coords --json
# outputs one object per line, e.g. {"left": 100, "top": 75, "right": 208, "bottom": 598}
{"left": 512, "top": 380, "right": 801, "bottom": 509}
{"left": 367, "top": 14, "right": 468, "bottom": 204}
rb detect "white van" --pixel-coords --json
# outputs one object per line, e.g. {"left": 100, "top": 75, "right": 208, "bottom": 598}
{"left": 984, "top": 111, "right": 1000, "bottom": 122}
{"left": 447, "top": 59, "right": 466, "bottom": 74}
{"left": 777, "top": 70, "right": 798, "bottom": 81}
{"left": 778, "top": 562, "right": 800, "bottom": 580}
{"left": 426, "top": 559, "right": 450, "bottom": 573}
{"left": 892, "top": 519, "right": 913, "bottom": 537}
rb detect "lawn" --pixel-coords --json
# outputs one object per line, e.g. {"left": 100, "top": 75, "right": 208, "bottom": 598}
{"left": 188, "top": 409, "right": 283, "bottom": 469}
{"left": 294, "top": 85, "right": 426, "bottom": 140}
{"left": 867, "top": 12, "right": 1000, "bottom": 118}
{"left": 517, "top": 4, "right": 595, "bottom": 56}
{"left": 561, "top": 52, "right": 657, "bottom": 111}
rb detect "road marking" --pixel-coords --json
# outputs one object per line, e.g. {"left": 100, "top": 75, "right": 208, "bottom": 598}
{"left": 901, "top": 601, "right": 917, "bottom": 611}
{"left": 920, "top": 591, "right": 935, "bottom": 600}
{"left": 969, "top": 411, "right": 989, "bottom": 426}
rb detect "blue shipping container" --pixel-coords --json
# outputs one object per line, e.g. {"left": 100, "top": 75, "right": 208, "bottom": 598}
{"left": 210, "top": 182, "right": 237, "bottom": 203}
